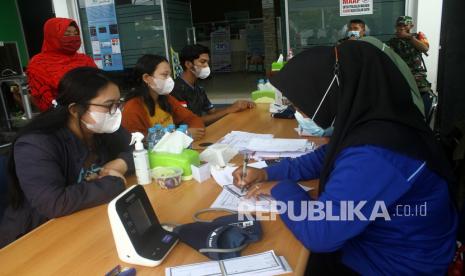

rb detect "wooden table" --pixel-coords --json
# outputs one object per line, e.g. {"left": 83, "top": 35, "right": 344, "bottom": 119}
{"left": 0, "top": 104, "right": 327, "bottom": 275}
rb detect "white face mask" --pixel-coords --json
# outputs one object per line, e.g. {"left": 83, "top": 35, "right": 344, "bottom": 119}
{"left": 150, "top": 77, "right": 174, "bottom": 95}
{"left": 82, "top": 108, "right": 122, "bottom": 134}
{"left": 192, "top": 65, "right": 210, "bottom": 79}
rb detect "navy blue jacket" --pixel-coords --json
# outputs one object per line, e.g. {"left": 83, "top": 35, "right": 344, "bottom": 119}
{"left": 0, "top": 127, "right": 134, "bottom": 247}
{"left": 268, "top": 145, "right": 457, "bottom": 275}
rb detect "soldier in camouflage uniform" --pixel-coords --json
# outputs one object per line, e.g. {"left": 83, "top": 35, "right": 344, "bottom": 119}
{"left": 387, "top": 16, "right": 434, "bottom": 117}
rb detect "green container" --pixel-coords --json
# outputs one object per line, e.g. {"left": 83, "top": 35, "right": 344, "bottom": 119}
{"left": 251, "top": 90, "right": 276, "bottom": 103}
{"left": 148, "top": 149, "right": 200, "bottom": 181}
{"left": 271, "top": 61, "right": 287, "bottom": 71}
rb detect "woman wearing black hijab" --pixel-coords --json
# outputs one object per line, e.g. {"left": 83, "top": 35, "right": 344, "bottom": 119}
{"left": 233, "top": 39, "right": 457, "bottom": 275}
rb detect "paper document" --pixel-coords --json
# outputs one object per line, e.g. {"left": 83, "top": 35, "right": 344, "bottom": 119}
{"left": 165, "top": 260, "right": 222, "bottom": 276}
{"left": 222, "top": 251, "right": 289, "bottom": 276}
{"left": 210, "top": 161, "right": 313, "bottom": 212}
{"left": 218, "top": 131, "right": 274, "bottom": 152}
{"left": 252, "top": 150, "right": 313, "bottom": 159}
{"left": 210, "top": 161, "right": 268, "bottom": 187}
{"left": 246, "top": 138, "right": 311, "bottom": 152}
{"left": 165, "top": 250, "right": 292, "bottom": 276}
{"left": 211, "top": 166, "right": 236, "bottom": 187}
{"left": 210, "top": 186, "right": 278, "bottom": 213}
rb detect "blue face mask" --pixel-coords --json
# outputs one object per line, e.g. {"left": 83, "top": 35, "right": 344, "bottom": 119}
{"left": 294, "top": 74, "right": 338, "bottom": 137}
{"left": 347, "top": 30, "right": 361, "bottom": 39}
{"left": 295, "top": 112, "right": 335, "bottom": 137}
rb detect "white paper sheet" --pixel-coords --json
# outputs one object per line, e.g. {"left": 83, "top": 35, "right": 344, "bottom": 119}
{"left": 165, "top": 260, "right": 222, "bottom": 276}
{"left": 222, "top": 251, "right": 283, "bottom": 276}
{"left": 218, "top": 131, "right": 274, "bottom": 151}
{"left": 210, "top": 188, "right": 279, "bottom": 213}
{"left": 209, "top": 161, "right": 311, "bottom": 212}
{"left": 210, "top": 161, "right": 268, "bottom": 187}
{"left": 211, "top": 166, "right": 236, "bottom": 187}
{"left": 252, "top": 150, "right": 313, "bottom": 159}
{"left": 246, "top": 138, "right": 310, "bottom": 152}
{"left": 165, "top": 251, "right": 292, "bottom": 276}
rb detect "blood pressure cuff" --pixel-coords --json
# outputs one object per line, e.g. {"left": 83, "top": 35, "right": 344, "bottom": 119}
{"left": 173, "top": 214, "right": 262, "bottom": 260}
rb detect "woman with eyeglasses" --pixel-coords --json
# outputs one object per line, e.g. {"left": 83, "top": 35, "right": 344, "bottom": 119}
{"left": 122, "top": 54, "right": 205, "bottom": 140}
{"left": 0, "top": 67, "right": 134, "bottom": 248}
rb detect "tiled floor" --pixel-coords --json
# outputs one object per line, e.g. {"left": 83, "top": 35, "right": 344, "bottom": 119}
{"left": 198, "top": 71, "right": 266, "bottom": 104}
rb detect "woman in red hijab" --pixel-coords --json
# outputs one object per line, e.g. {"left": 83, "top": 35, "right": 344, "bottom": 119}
{"left": 27, "top": 18, "right": 96, "bottom": 111}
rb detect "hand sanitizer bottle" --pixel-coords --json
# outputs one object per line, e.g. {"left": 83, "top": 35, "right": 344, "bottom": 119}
{"left": 130, "top": 132, "right": 151, "bottom": 185}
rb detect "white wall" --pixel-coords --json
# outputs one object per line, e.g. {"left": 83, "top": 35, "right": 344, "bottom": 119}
{"left": 406, "top": 0, "right": 443, "bottom": 92}
{"left": 52, "top": 0, "right": 70, "bottom": 18}
{"left": 52, "top": 0, "right": 86, "bottom": 53}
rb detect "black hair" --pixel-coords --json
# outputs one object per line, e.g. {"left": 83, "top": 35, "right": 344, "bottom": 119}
{"left": 7, "top": 67, "right": 115, "bottom": 209}
{"left": 179, "top": 44, "right": 210, "bottom": 70}
{"left": 349, "top": 19, "right": 366, "bottom": 28}
{"left": 125, "top": 54, "right": 172, "bottom": 117}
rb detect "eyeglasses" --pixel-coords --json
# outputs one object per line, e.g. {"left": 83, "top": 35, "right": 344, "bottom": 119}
{"left": 87, "top": 101, "right": 123, "bottom": 115}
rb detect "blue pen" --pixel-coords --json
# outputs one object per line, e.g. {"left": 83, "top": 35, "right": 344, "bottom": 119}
{"left": 105, "top": 265, "right": 136, "bottom": 276}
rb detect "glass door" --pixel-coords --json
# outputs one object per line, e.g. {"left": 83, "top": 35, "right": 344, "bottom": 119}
{"left": 283, "top": 0, "right": 406, "bottom": 55}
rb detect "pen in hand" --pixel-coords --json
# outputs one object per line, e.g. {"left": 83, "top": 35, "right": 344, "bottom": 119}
{"left": 241, "top": 153, "right": 249, "bottom": 193}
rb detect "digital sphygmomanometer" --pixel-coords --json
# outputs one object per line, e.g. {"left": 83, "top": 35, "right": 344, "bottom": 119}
{"left": 108, "top": 185, "right": 178, "bottom": 267}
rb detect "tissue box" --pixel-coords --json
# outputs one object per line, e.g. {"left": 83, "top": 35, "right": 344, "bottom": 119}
{"left": 149, "top": 149, "right": 200, "bottom": 181}
{"left": 251, "top": 90, "right": 275, "bottom": 103}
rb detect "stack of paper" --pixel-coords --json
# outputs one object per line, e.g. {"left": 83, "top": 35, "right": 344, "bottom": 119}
{"left": 209, "top": 162, "right": 312, "bottom": 213}
{"left": 218, "top": 131, "right": 274, "bottom": 152}
{"left": 165, "top": 250, "right": 292, "bottom": 276}
{"left": 245, "top": 138, "right": 315, "bottom": 159}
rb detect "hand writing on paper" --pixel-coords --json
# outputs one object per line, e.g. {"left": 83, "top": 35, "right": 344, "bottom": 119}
{"left": 245, "top": 183, "right": 277, "bottom": 199}
{"left": 232, "top": 166, "right": 267, "bottom": 191}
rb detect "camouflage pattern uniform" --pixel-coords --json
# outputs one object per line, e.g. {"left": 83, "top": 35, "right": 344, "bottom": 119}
{"left": 387, "top": 16, "right": 432, "bottom": 94}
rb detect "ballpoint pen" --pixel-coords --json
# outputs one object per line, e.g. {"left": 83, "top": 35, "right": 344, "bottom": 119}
{"left": 241, "top": 153, "right": 249, "bottom": 193}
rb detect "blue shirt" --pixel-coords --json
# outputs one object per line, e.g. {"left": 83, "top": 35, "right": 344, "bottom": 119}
{"left": 268, "top": 145, "right": 457, "bottom": 275}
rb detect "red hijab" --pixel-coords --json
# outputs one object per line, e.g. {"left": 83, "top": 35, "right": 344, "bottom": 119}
{"left": 27, "top": 18, "right": 96, "bottom": 111}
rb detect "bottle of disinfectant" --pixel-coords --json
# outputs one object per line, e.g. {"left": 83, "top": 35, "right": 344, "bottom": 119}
{"left": 130, "top": 132, "right": 151, "bottom": 185}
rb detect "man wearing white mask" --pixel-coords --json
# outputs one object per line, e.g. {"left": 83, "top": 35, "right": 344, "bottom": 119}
{"left": 172, "top": 44, "right": 255, "bottom": 125}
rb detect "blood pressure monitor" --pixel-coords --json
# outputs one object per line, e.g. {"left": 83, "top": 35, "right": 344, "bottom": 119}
{"left": 108, "top": 185, "right": 178, "bottom": 267}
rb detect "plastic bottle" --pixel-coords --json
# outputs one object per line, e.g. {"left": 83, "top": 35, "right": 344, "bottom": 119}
{"left": 167, "top": 124, "right": 175, "bottom": 133}
{"left": 177, "top": 124, "right": 188, "bottom": 134}
{"left": 264, "top": 79, "right": 274, "bottom": 91}
{"left": 152, "top": 124, "right": 163, "bottom": 148}
{"left": 147, "top": 127, "right": 156, "bottom": 151}
{"left": 257, "top": 78, "right": 266, "bottom": 91}
{"left": 129, "top": 132, "right": 151, "bottom": 185}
